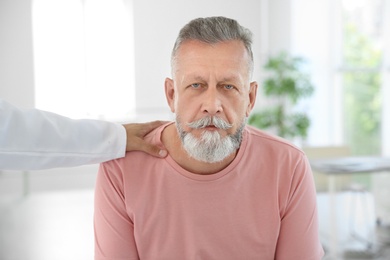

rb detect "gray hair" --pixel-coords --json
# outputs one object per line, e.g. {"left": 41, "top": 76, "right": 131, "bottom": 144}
{"left": 171, "top": 16, "right": 254, "bottom": 77}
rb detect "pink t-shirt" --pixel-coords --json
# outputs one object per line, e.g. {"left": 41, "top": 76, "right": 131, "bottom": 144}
{"left": 94, "top": 123, "right": 324, "bottom": 260}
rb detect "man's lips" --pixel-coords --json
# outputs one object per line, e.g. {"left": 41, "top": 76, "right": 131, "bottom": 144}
{"left": 203, "top": 125, "right": 218, "bottom": 130}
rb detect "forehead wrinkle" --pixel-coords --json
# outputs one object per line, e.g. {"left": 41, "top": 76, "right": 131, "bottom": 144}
{"left": 220, "top": 74, "right": 245, "bottom": 84}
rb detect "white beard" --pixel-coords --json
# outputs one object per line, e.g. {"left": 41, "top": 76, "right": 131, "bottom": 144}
{"left": 176, "top": 116, "right": 245, "bottom": 163}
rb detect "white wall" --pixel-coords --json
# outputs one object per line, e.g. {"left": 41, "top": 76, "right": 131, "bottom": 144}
{"left": 267, "top": 0, "right": 291, "bottom": 55}
{"left": 0, "top": 0, "right": 35, "bottom": 108}
{"left": 291, "top": 0, "right": 343, "bottom": 146}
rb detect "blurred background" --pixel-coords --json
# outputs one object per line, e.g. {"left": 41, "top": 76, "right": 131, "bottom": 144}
{"left": 0, "top": 0, "right": 389, "bottom": 259}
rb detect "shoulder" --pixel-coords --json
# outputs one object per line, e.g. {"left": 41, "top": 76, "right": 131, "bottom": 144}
{"left": 242, "top": 126, "right": 311, "bottom": 183}
{"left": 244, "top": 125, "right": 305, "bottom": 157}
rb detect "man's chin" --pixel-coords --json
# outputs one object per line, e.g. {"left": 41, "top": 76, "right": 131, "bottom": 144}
{"left": 185, "top": 150, "right": 233, "bottom": 164}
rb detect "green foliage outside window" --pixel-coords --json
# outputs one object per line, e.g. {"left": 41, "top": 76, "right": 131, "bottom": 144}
{"left": 343, "top": 23, "right": 382, "bottom": 155}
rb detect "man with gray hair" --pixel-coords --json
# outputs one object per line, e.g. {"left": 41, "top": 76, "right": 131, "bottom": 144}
{"left": 94, "top": 16, "right": 324, "bottom": 259}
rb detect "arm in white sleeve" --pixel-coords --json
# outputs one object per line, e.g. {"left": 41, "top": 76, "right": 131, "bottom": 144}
{"left": 0, "top": 99, "right": 126, "bottom": 170}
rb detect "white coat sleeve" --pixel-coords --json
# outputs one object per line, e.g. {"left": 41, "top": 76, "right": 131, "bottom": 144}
{"left": 0, "top": 99, "right": 126, "bottom": 170}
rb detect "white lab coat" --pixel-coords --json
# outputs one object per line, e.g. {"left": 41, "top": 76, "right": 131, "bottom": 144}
{"left": 0, "top": 99, "right": 126, "bottom": 170}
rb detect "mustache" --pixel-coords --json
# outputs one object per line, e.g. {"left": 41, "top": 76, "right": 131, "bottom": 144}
{"left": 186, "top": 116, "right": 233, "bottom": 130}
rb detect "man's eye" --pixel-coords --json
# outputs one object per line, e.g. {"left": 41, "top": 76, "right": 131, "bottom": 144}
{"left": 224, "top": 85, "right": 234, "bottom": 90}
{"left": 191, "top": 83, "right": 201, "bottom": 88}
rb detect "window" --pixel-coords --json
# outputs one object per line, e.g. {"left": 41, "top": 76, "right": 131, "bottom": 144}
{"left": 32, "top": 0, "right": 135, "bottom": 121}
{"left": 292, "top": 0, "right": 389, "bottom": 156}
{"left": 340, "top": 0, "right": 385, "bottom": 155}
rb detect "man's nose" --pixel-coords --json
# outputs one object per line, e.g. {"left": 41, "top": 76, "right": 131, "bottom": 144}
{"left": 202, "top": 88, "right": 222, "bottom": 115}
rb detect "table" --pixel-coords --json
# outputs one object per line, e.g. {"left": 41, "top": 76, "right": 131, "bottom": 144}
{"left": 310, "top": 157, "right": 390, "bottom": 259}
{"left": 310, "top": 156, "right": 390, "bottom": 174}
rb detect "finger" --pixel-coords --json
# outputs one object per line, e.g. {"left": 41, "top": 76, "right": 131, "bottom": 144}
{"left": 138, "top": 141, "right": 168, "bottom": 158}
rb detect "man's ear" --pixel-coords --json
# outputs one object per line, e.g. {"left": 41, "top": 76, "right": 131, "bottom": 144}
{"left": 246, "top": 81, "right": 258, "bottom": 117}
{"left": 165, "top": 78, "right": 176, "bottom": 113}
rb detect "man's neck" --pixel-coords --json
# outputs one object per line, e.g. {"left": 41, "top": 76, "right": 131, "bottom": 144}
{"left": 161, "top": 124, "right": 237, "bottom": 175}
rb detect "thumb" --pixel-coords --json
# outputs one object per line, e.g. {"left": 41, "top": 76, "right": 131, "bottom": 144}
{"left": 138, "top": 141, "right": 168, "bottom": 158}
